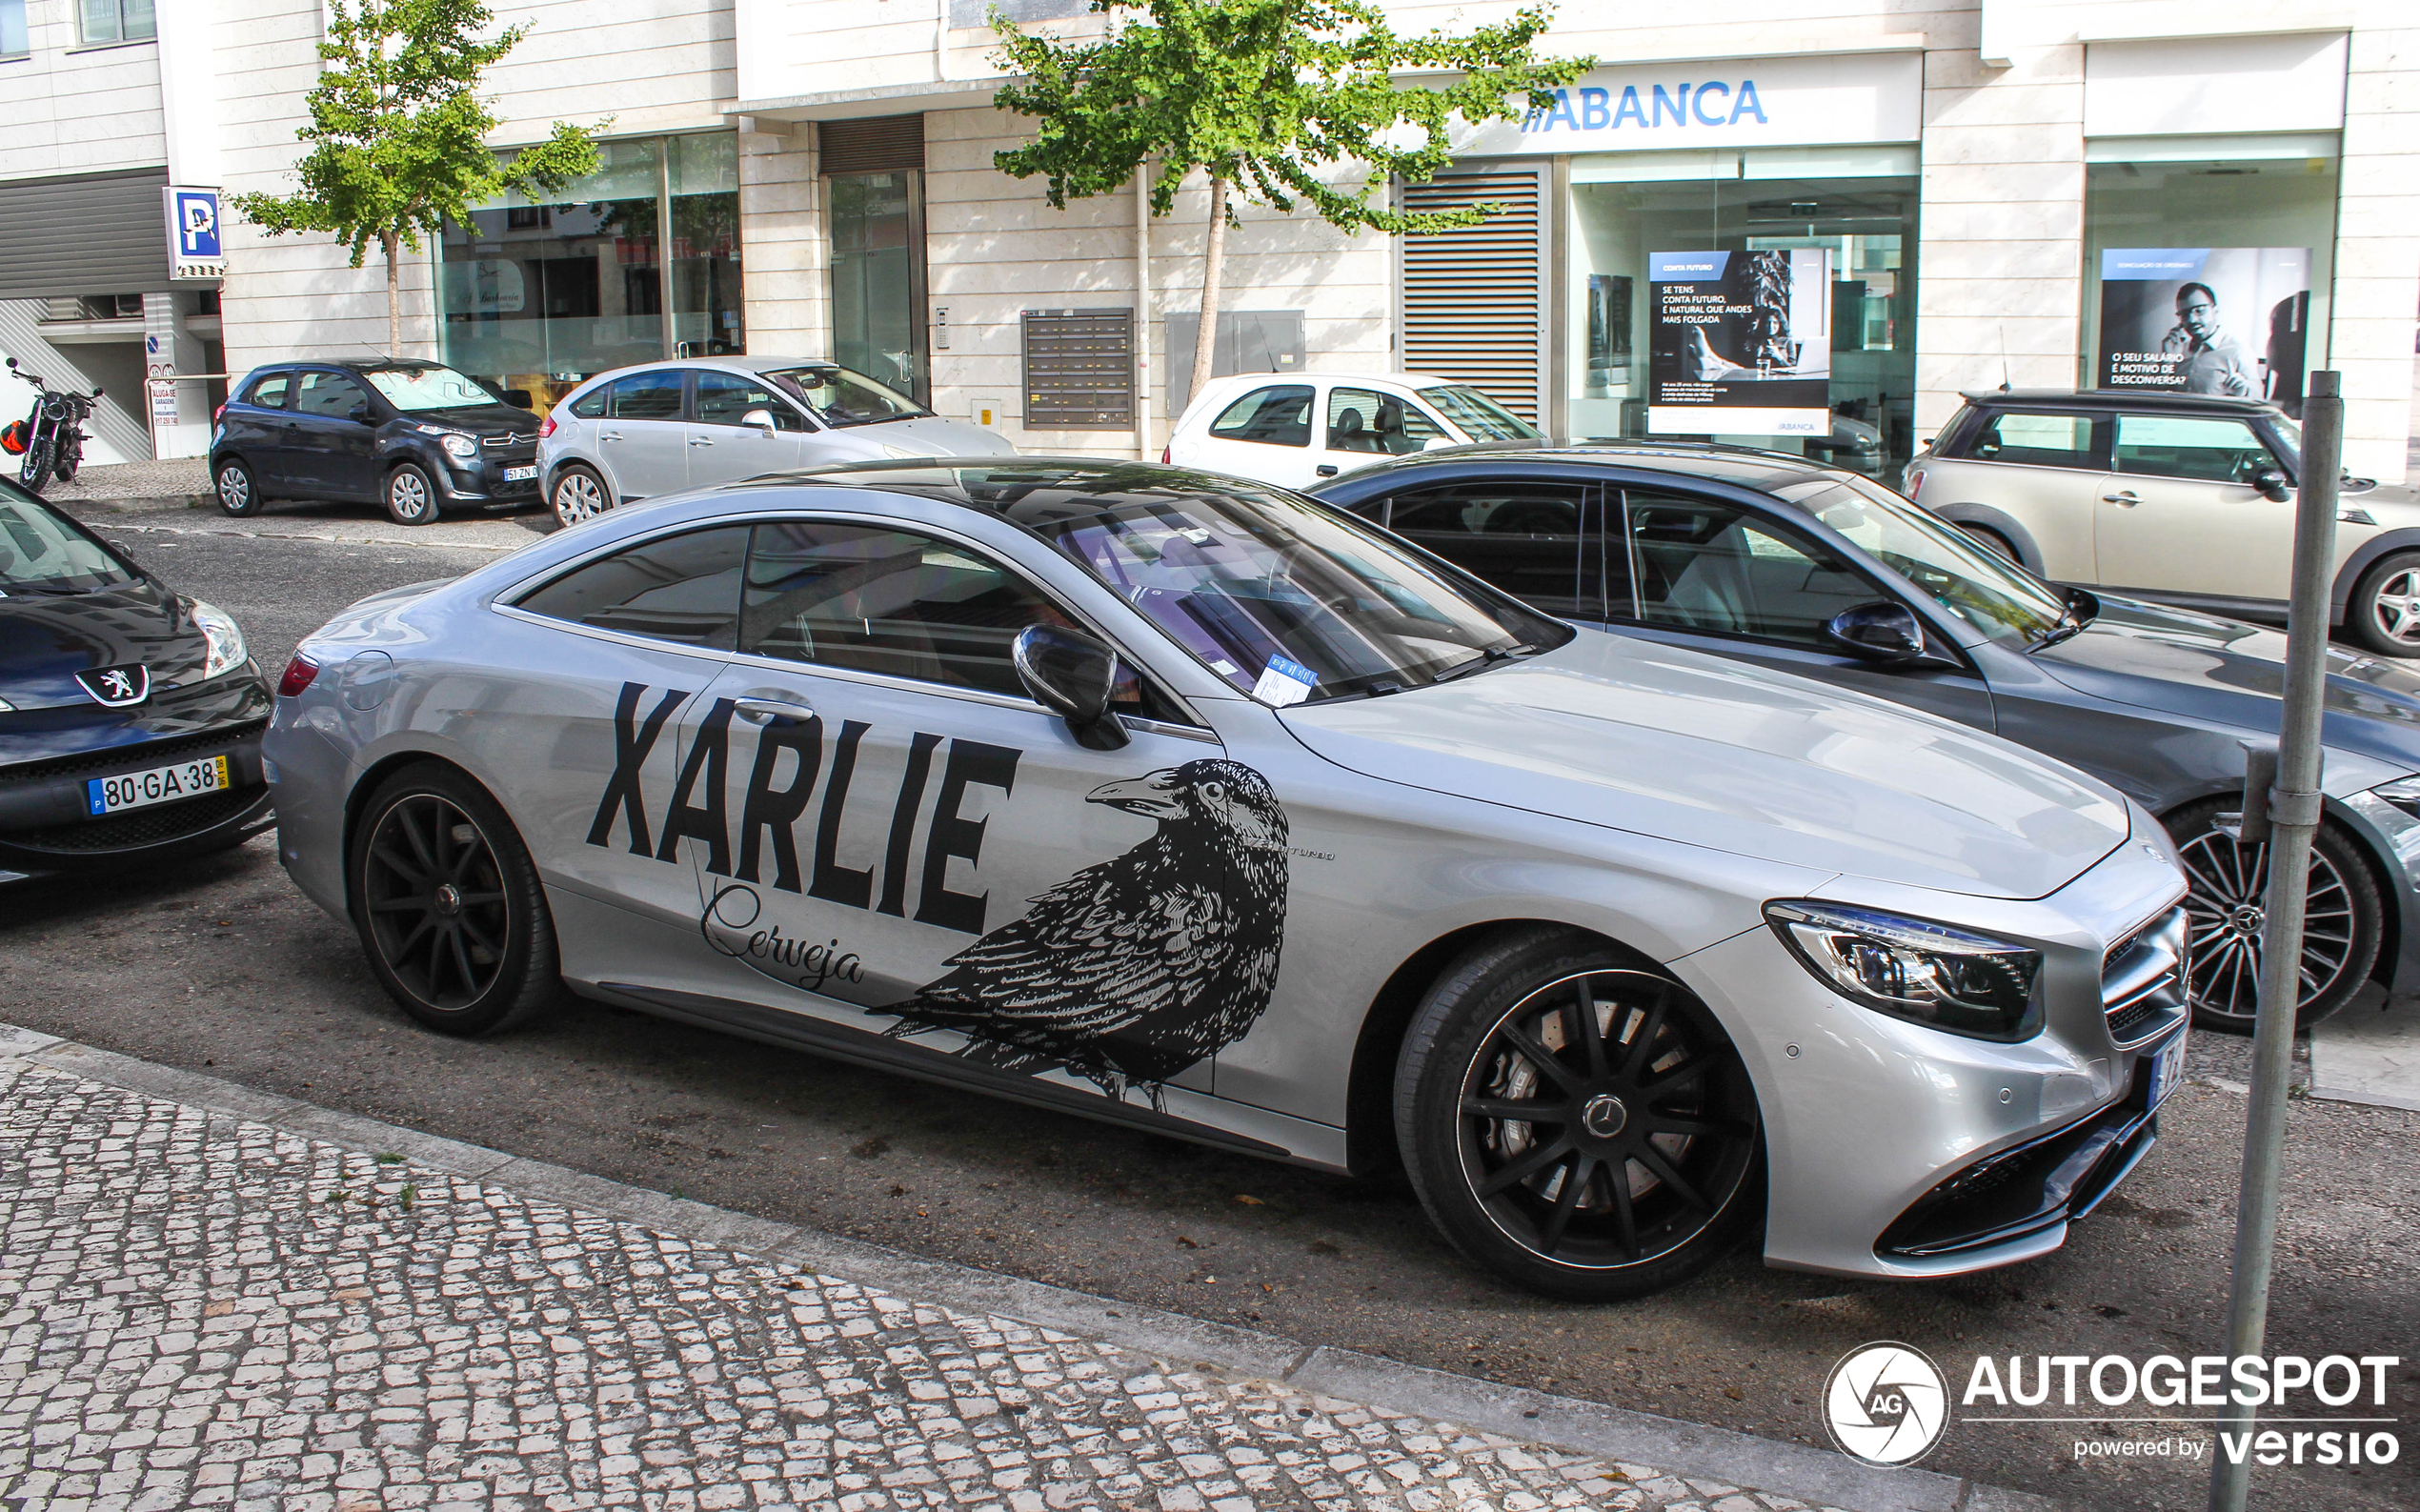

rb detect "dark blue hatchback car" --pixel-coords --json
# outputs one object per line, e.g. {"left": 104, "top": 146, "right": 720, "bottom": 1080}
{"left": 0, "top": 479, "right": 273, "bottom": 882}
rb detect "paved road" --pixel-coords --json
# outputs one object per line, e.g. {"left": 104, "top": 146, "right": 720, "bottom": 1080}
{"left": 9, "top": 495, "right": 2416, "bottom": 1512}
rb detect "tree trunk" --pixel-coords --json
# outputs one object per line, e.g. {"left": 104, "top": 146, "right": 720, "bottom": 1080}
{"left": 382, "top": 228, "right": 401, "bottom": 355}
{"left": 1187, "top": 174, "right": 1229, "bottom": 413}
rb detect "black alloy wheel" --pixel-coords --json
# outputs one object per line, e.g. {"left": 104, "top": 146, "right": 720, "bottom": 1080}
{"left": 385, "top": 462, "right": 440, "bottom": 526}
{"left": 1399, "top": 929, "right": 1764, "bottom": 1300}
{"left": 351, "top": 764, "right": 559, "bottom": 1036}
{"left": 2168, "top": 797, "right": 2381, "bottom": 1033}
{"left": 215, "top": 458, "right": 262, "bottom": 516}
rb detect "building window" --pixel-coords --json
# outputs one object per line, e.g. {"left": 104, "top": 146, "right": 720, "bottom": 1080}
{"left": 78, "top": 0, "right": 154, "bottom": 44}
{"left": 1, "top": 1, "right": 29, "bottom": 57}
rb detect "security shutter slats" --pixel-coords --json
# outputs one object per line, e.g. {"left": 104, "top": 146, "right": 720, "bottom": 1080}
{"left": 818, "top": 115, "right": 925, "bottom": 176}
{"left": 1022, "top": 308, "right": 1134, "bottom": 430}
{"left": 1400, "top": 170, "right": 1546, "bottom": 424}
{"left": 0, "top": 168, "right": 171, "bottom": 298}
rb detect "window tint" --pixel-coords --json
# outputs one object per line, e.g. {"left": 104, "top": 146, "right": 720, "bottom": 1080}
{"left": 695, "top": 370, "right": 807, "bottom": 430}
{"left": 1965, "top": 411, "right": 2095, "bottom": 468}
{"left": 1207, "top": 385, "right": 1312, "bottom": 448}
{"left": 1327, "top": 389, "right": 1444, "bottom": 456}
{"left": 1622, "top": 494, "right": 1875, "bottom": 648}
{"left": 2112, "top": 414, "right": 2275, "bottom": 485}
{"left": 1384, "top": 481, "right": 1605, "bottom": 621}
{"left": 515, "top": 526, "right": 748, "bottom": 649}
{"left": 608, "top": 371, "right": 687, "bottom": 422}
{"left": 292, "top": 371, "right": 370, "bottom": 420}
{"left": 568, "top": 385, "right": 609, "bottom": 419}
{"left": 245, "top": 373, "right": 292, "bottom": 410}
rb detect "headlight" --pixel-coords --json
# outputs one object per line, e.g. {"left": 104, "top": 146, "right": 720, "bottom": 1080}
{"left": 1765, "top": 900, "right": 2044, "bottom": 1040}
{"left": 440, "top": 432, "right": 479, "bottom": 461}
{"left": 2371, "top": 776, "right": 2420, "bottom": 820}
{"left": 192, "top": 600, "right": 249, "bottom": 681}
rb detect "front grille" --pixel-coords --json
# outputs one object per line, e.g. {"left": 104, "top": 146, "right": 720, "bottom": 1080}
{"left": 0, "top": 720, "right": 267, "bottom": 786}
{"left": 481, "top": 432, "right": 534, "bottom": 449}
{"left": 2104, "top": 904, "right": 2189, "bottom": 1047}
{"left": 8, "top": 784, "right": 264, "bottom": 852}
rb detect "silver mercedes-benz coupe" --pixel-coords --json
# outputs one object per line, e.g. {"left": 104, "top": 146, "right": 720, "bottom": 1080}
{"left": 264, "top": 458, "right": 2191, "bottom": 1299}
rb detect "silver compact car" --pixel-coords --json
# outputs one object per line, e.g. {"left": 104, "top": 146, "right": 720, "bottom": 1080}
{"left": 265, "top": 459, "right": 2191, "bottom": 1300}
{"left": 537, "top": 357, "right": 1014, "bottom": 527}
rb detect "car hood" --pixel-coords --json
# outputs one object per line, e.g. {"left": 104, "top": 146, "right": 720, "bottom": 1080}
{"left": 0, "top": 578, "right": 209, "bottom": 709}
{"left": 1281, "top": 629, "right": 2132, "bottom": 899}
{"left": 397, "top": 403, "right": 539, "bottom": 437}
{"left": 827, "top": 415, "right": 1012, "bottom": 458}
{"left": 2032, "top": 595, "right": 2420, "bottom": 774}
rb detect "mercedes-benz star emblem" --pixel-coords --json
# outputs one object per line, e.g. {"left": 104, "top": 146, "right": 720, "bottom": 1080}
{"left": 1581, "top": 1093, "right": 1628, "bottom": 1139}
{"left": 1823, "top": 1341, "right": 1948, "bottom": 1467}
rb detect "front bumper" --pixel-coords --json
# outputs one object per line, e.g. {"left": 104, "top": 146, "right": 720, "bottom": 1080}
{"left": 0, "top": 715, "right": 274, "bottom": 875}
{"left": 435, "top": 450, "right": 541, "bottom": 506}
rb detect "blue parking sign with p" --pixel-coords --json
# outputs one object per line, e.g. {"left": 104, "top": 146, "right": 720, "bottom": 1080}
{"left": 174, "top": 190, "right": 221, "bottom": 257}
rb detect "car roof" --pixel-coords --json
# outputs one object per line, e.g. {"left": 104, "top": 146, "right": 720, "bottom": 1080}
{"left": 1307, "top": 438, "right": 1852, "bottom": 493}
{"left": 693, "top": 456, "right": 1341, "bottom": 533}
{"left": 1956, "top": 388, "right": 2286, "bottom": 419}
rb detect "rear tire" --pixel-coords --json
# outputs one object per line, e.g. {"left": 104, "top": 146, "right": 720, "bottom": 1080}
{"left": 349, "top": 763, "right": 561, "bottom": 1037}
{"left": 551, "top": 463, "right": 613, "bottom": 528}
{"left": 2166, "top": 796, "right": 2381, "bottom": 1034}
{"left": 2345, "top": 551, "right": 2420, "bottom": 657}
{"left": 215, "top": 458, "right": 262, "bottom": 516}
{"left": 52, "top": 439, "right": 78, "bottom": 483}
{"left": 1396, "top": 926, "right": 1765, "bottom": 1300}
{"left": 385, "top": 462, "right": 440, "bottom": 526}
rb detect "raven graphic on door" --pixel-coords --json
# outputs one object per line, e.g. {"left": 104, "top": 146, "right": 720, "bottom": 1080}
{"left": 885, "top": 758, "right": 1290, "bottom": 1103}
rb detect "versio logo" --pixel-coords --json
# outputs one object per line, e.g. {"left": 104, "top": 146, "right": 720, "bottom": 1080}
{"left": 1825, "top": 1342, "right": 1950, "bottom": 1466}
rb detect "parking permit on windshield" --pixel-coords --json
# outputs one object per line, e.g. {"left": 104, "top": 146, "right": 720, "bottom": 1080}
{"left": 1253, "top": 655, "right": 1318, "bottom": 708}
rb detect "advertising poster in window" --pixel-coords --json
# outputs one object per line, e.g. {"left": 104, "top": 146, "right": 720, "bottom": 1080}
{"left": 1647, "top": 250, "right": 1831, "bottom": 437}
{"left": 2097, "top": 248, "right": 2310, "bottom": 414}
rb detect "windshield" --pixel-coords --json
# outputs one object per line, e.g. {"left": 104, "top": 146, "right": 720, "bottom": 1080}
{"left": 1025, "top": 477, "right": 1567, "bottom": 702}
{"left": 0, "top": 490, "right": 134, "bottom": 594}
{"left": 1420, "top": 385, "right": 1541, "bottom": 440}
{"left": 362, "top": 365, "right": 497, "bottom": 413}
{"left": 1775, "top": 474, "right": 2071, "bottom": 645}
{"left": 765, "top": 365, "right": 928, "bottom": 427}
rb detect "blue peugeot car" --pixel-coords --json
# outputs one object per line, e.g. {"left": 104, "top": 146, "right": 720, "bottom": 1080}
{"left": 0, "top": 478, "right": 273, "bottom": 882}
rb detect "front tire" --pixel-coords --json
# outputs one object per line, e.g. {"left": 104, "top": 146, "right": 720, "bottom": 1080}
{"left": 550, "top": 463, "right": 612, "bottom": 528}
{"left": 2167, "top": 797, "right": 2382, "bottom": 1033}
{"left": 1396, "top": 927, "right": 1765, "bottom": 1300}
{"left": 350, "top": 763, "right": 560, "bottom": 1037}
{"left": 2346, "top": 551, "right": 2420, "bottom": 657}
{"left": 215, "top": 458, "right": 262, "bottom": 516}
{"left": 385, "top": 462, "right": 440, "bottom": 526}
{"left": 19, "top": 435, "right": 50, "bottom": 494}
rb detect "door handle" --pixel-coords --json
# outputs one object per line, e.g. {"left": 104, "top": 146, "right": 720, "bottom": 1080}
{"left": 600, "top": 430, "right": 623, "bottom": 442}
{"left": 688, "top": 436, "right": 714, "bottom": 447}
{"left": 1315, "top": 464, "right": 1339, "bottom": 477}
{"left": 736, "top": 696, "right": 817, "bottom": 726}
{"left": 2102, "top": 491, "right": 2138, "bottom": 506}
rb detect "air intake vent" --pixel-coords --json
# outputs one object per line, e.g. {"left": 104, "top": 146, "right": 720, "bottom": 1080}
{"left": 1400, "top": 168, "right": 1547, "bottom": 424}
{"left": 2103, "top": 905, "right": 2188, "bottom": 1047}
{"left": 819, "top": 115, "right": 925, "bottom": 176}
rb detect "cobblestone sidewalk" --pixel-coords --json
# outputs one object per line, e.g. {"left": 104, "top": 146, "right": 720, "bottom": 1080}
{"left": 0, "top": 1055, "right": 1852, "bottom": 1512}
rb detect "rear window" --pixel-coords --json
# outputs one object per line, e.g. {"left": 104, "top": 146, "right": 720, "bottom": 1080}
{"left": 243, "top": 372, "right": 292, "bottom": 409}
{"left": 568, "top": 384, "right": 609, "bottom": 419}
{"left": 1960, "top": 411, "right": 2098, "bottom": 468}
{"left": 1207, "top": 385, "right": 1312, "bottom": 448}
{"left": 608, "top": 371, "right": 687, "bottom": 422}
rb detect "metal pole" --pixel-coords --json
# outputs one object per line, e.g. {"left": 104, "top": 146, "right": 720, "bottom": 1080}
{"left": 2208, "top": 371, "right": 2341, "bottom": 1512}
{"left": 1136, "top": 165, "right": 1154, "bottom": 462}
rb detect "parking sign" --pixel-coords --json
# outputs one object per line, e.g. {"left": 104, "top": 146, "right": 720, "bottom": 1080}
{"left": 165, "top": 187, "right": 227, "bottom": 281}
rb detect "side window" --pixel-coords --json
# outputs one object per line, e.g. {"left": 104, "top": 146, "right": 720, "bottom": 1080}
{"left": 568, "top": 384, "right": 609, "bottom": 419}
{"left": 608, "top": 370, "right": 688, "bottom": 422}
{"left": 1385, "top": 481, "right": 1605, "bottom": 621}
{"left": 1622, "top": 493, "right": 1874, "bottom": 648}
{"left": 1207, "top": 385, "right": 1313, "bottom": 448}
{"left": 514, "top": 526, "right": 749, "bottom": 650}
{"left": 1964, "top": 411, "right": 2097, "bottom": 469}
{"left": 292, "top": 372, "right": 370, "bottom": 420}
{"left": 694, "top": 370, "right": 808, "bottom": 431}
{"left": 740, "top": 521, "right": 1173, "bottom": 715}
{"left": 1328, "top": 388, "right": 1445, "bottom": 456}
{"left": 245, "top": 372, "right": 292, "bottom": 410}
{"left": 2112, "top": 414, "right": 2275, "bottom": 485}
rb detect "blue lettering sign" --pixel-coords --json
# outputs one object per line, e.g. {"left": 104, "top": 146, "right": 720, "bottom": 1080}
{"left": 1652, "top": 84, "right": 1689, "bottom": 128}
{"left": 1730, "top": 79, "right": 1767, "bottom": 125}
{"left": 1613, "top": 86, "right": 1648, "bottom": 129}
{"left": 1515, "top": 78, "right": 1767, "bottom": 134}
{"left": 1692, "top": 81, "right": 1731, "bottom": 126}
{"left": 1580, "top": 87, "right": 1611, "bottom": 131}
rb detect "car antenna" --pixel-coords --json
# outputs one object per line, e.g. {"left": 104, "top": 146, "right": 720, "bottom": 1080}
{"left": 1997, "top": 324, "right": 2011, "bottom": 392}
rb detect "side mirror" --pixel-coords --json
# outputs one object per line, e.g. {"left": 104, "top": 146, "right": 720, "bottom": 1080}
{"left": 2253, "top": 468, "right": 2291, "bottom": 503}
{"left": 347, "top": 403, "right": 371, "bottom": 424}
{"left": 1421, "top": 436, "right": 1453, "bottom": 453}
{"left": 739, "top": 408, "right": 777, "bottom": 433}
{"left": 504, "top": 388, "right": 534, "bottom": 410}
{"left": 1012, "top": 623, "right": 1130, "bottom": 750}
{"left": 1825, "top": 601, "right": 1928, "bottom": 664}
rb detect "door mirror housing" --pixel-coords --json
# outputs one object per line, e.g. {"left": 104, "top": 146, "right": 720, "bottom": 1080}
{"left": 1825, "top": 601, "right": 1929, "bottom": 664}
{"left": 1012, "top": 623, "right": 1130, "bottom": 750}
{"left": 503, "top": 388, "right": 534, "bottom": 410}
{"left": 347, "top": 403, "right": 372, "bottom": 425}
{"left": 2253, "top": 468, "right": 2291, "bottom": 503}
{"left": 739, "top": 408, "right": 777, "bottom": 433}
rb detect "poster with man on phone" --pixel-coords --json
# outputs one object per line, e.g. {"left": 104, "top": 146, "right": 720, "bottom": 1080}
{"left": 1646, "top": 249, "right": 1831, "bottom": 437}
{"left": 2097, "top": 248, "right": 2311, "bottom": 415}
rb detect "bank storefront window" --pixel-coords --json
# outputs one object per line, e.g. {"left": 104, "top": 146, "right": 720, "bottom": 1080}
{"left": 436, "top": 134, "right": 744, "bottom": 417}
{"left": 2081, "top": 137, "right": 2338, "bottom": 417}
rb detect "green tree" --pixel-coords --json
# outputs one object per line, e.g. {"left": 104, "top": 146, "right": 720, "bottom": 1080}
{"left": 990, "top": 0, "right": 1591, "bottom": 408}
{"left": 234, "top": 0, "right": 604, "bottom": 353}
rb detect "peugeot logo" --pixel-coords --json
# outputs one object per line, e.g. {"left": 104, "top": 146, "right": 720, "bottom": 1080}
{"left": 75, "top": 664, "right": 150, "bottom": 707}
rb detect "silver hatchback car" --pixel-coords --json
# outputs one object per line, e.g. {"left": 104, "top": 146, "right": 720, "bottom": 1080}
{"left": 538, "top": 356, "right": 1013, "bottom": 526}
{"left": 265, "top": 458, "right": 2190, "bottom": 1300}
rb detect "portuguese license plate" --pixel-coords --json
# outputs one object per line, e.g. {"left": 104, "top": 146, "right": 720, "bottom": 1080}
{"left": 503, "top": 464, "right": 537, "bottom": 482}
{"left": 87, "top": 754, "right": 230, "bottom": 816}
{"left": 2147, "top": 1027, "right": 2189, "bottom": 1110}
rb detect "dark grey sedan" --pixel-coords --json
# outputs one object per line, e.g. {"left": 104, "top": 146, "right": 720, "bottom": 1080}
{"left": 1314, "top": 442, "right": 2420, "bottom": 1034}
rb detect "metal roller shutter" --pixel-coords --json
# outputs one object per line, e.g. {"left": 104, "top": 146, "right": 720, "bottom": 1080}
{"left": 0, "top": 169, "right": 171, "bottom": 299}
{"left": 1399, "top": 168, "right": 1547, "bottom": 424}
{"left": 818, "top": 115, "right": 925, "bottom": 176}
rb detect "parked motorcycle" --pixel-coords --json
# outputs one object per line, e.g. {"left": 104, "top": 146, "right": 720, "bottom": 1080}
{"left": 1, "top": 357, "right": 101, "bottom": 494}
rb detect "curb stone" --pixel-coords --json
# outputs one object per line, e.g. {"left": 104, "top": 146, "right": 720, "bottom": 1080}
{"left": 0, "top": 1019, "right": 2069, "bottom": 1512}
